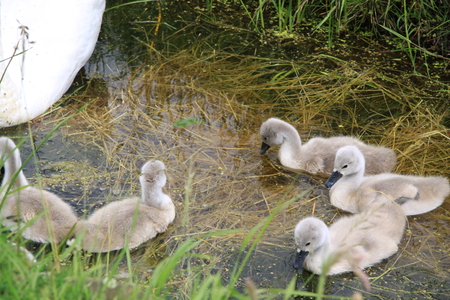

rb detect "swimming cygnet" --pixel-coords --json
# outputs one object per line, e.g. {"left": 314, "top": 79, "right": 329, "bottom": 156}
{"left": 0, "top": 137, "right": 78, "bottom": 243}
{"left": 293, "top": 200, "right": 406, "bottom": 275}
{"left": 77, "top": 160, "right": 175, "bottom": 253}
{"left": 260, "top": 118, "right": 397, "bottom": 175}
{"left": 325, "top": 145, "right": 450, "bottom": 215}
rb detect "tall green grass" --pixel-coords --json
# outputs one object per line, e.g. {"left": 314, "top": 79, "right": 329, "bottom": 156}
{"left": 204, "top": 0, "right": 450, "bottom": 71}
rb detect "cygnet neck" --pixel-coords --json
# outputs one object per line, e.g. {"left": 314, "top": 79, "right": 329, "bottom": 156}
{"left": 279, "top": 123, "right": 303, "bottom": 153}
{"left": 316, "top": 225, "right": 332, "bottom": 256}
{"left": 0, "top": 138, "right": 29, "bottom": 194}
{"left": 139, "top": 174, "right": 171, "bottom": 210}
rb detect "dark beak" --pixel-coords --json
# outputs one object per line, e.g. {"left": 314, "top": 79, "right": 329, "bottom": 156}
{"left": 324, "top": 170, "right": 343, "bottom": 188}
{"left": 293, "top": 250, "right": 309, "bottom": 270}
{"left": 260, "top": 142, "right": 271, "bottom": 155}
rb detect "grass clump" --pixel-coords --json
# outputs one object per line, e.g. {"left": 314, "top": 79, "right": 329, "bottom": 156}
{"left": 198, "top": 0, "right": 450, "bottom": 72}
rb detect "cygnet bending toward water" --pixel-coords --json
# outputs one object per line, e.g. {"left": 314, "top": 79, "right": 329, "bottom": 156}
{"left": 0, "top": 137, "right": 78, "bottom": 243}
{"left": 260, "top": 118, "right": 397, "bottom": 175}
{"left": 293, "top": 201, "right": 406, "bottom": 275}
{"left": 325, "top": 145, "right": 450, "bottom": 215}
{"left": 77, "top": 160, "right": 175, "bottom": 253}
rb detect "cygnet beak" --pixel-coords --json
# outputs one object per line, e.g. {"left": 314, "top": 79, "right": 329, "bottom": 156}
{"left": 324, "top": 170, "right": 343, "bottom": 188}
{"left": 260, "top": 142, "right": 271, "bottom": 155}
{"left": 293, "top": 249, "right": 309, "bottom": 270}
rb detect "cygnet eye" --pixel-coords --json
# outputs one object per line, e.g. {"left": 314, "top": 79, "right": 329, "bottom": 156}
{"left": 305, "top": 242, "right": 311, "bottom": 246}
{"left": 342, "top": 164, "right": 348, "bottom": 169}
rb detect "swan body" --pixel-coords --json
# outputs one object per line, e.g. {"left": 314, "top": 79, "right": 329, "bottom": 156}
{"left": 293, "top": 201, "right": 406, "bottom": 275}
{"left": 260, "top": 118, "right": 397, "bottom": 175}
{"left": 325, "top": 145, "right": 450, "bottom": 216}
{"left": 0, "top": 137, "right": 78, "bottom": 243}
{"left": 0, "top": 0, "right": 105, "bottom": 127}
{"left": 77, "top": 160, "right": 175, "bottom": 253}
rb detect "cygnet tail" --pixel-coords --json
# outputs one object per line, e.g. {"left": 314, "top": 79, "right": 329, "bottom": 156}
{"left": 401, "top": 176, "right": 450, "bottom": 215}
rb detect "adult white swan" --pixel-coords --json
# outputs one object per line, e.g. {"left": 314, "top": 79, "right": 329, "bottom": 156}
{"left": 0, "top": 0, "right": 105, "bottom": 127}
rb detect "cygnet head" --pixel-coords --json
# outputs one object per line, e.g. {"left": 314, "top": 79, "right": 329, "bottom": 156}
{"left": 294, "top": 217, "right": 328, "bottom": 253}
{"left": 139, "top": 160, "right": 167, "bottom": 188}
{"left": 325, "top": 145, "right": 365, "bottom": 188}
{"left": 260, "top": 118, "right": 289, "bottom": 154}
{"left": 293, "top": 217, "right": 328, "bottom": 270}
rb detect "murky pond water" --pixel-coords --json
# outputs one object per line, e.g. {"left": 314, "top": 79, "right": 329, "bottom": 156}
{"left": 1, "top": 1, "right": 450, "bottom": 299}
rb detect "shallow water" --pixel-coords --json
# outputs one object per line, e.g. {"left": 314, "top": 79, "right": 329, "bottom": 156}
{"left": 1, "top": 1, "right": 450, "bottom": 299}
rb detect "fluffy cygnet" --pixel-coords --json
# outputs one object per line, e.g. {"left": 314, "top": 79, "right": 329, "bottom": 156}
{"left": 325, "top": 145, "right": 450, "bottom": 215}
{"left": 0, "top": 137, "right": 78, "bottom": 243}
{"left": 293, "top": 201, "right": 406, "bottom": 275}
{"left": 77, "top": 160, "right": 175, "bottom": 252}
{"left": 260, "top": 118, "right": 397, "bottom": 175}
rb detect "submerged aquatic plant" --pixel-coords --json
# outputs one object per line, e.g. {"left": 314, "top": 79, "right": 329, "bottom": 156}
{"left": 173, "top": 118, "right": 205, "bottom": 127}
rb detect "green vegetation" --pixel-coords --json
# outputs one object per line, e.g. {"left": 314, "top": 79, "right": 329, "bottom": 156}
{"left": 201, "top": 0, "right": 450, "bottom": 72}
